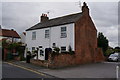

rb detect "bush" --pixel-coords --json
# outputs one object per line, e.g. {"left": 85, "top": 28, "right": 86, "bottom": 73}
{"left": 27, "top": 51, "right": 31, "bottom": 56}
{"left": 53, "top": 47, "right": 60, "bottom": 53}
{"left": 68, "top": 46, "right": 75, "bottom": 55}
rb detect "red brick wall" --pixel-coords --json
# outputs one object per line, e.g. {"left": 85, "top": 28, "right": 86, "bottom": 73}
{"left": 3, "top": 49, "right": 7, "bottom": 60}
{"left": 74, "top": 9, "right": 104, "bottom": 64}
{"left": 30, "top": 59, "right": 49, "bottom": 67}
{"left": 94, "top": 48, "right": 105, "bottom": 62}
{"left": 49, "top": 54, "right": 75, "bottom": 68}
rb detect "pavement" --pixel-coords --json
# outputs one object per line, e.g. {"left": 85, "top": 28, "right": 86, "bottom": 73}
{"left": 3, "top": 61, "right": 120, "bottom": 79}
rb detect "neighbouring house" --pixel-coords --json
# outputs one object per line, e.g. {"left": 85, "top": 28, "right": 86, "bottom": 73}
{"left": 0, "top": 29, "right": 21, "bottom": 43}
{"left": 0, "top": 28, "right": 21, "bottom": 60}
{"left": 26, "top": 2, "right": 104, "bottom": 68}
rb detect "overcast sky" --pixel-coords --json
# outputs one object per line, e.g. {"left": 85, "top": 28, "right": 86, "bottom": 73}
{"left": 1, "top": 1, "right": 118, "bottom": 48}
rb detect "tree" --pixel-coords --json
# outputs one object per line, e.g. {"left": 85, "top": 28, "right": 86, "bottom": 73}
{"left": 105, "top": 46, "right": 114, "bottom": 56}
{"left": 114, "top": 46, "right": 120, "bottom": 52}
{"left": 97, "top": 32, "right": 109, "bottom": 56}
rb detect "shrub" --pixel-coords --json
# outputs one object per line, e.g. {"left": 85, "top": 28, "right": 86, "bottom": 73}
{"left": 68, "top": 46, "right": 75, "bottom": 55}
{"left": 53, "top": 47, "right": 60, "bottom": 53}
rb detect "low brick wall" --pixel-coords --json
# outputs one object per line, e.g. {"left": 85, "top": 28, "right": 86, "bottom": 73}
{"left": 30, "top": 59, "right": 49, "bottom": 67}
{"left": 30, "top": 54, "right": 76, "bottom": 68}
{"left": 14, "top": 56, "right": 21, "bottom": 61}
{"left": 30, "top": 49, "right": 105, "bottom": 68}
{"left": 49, "top": 54, "right": 76, "bottom": 68}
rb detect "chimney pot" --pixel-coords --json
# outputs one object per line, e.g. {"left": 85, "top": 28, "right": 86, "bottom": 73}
{"left": 40, "top": 13, "right": 49, "bottom": 22}
{"left": 82, "top": 2, "right": 89, "bottom": 15}
{"left": 11, "top": 29, "right": 14, "bottom": 31}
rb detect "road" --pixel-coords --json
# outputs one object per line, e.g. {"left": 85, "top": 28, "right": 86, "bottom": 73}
{"left": 2, "top": 62, "right": 120, "bottom": 80}
{"left": 2, "top": 63, "right": 50, "bottom": 78}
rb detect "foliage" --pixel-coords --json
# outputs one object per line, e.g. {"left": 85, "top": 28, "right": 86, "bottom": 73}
{"left": 32, "top": 50, "right": 38, "bottom": 54}
{"left": 53, "top": 47, "right": 60, "bottom": 53}
{"left": 105, "top": 48, "right": 114, "bottom": 56}
{"left": 8, "top": 43, "right": 21, "bottom": 51}
{"left": 68, "top": 45, "right": 75, "bottom": 55}
{"left": 2, "top": 40, "right": 22, "bottom": 52}
{"left": 51, "top": 47, "right": 60, "bottom": 57}
{"left": 2, "top": 39, "right": 26, "bottom": 60}
{"left": 97, "top": 32, "right": 109, "bottom": 56}
{"left": 27, "top": 51, "right": 31, "bottom": 56}
{"left": 114, "top": 46, "right": 120, "bottom": 52}
{"left": 2, "top": 40, "right": 9, "bottom": 48}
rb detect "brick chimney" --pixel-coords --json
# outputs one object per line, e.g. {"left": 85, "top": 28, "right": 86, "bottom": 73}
{"left": 82, "top": 2, "right": 89, "bottom": 15}
{"left": 40, "top": 13, "right": 49, "bottom": 22}
{"left": 11, "top": 29, "right": 14, "bottom": 31}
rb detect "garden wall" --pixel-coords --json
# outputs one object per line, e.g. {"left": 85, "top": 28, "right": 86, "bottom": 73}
{"left": 30, "top": 49, "right": 105, "bottom": 68}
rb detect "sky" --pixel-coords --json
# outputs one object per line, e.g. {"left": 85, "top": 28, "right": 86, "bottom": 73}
{"left": 0, "top": 0, "right": 119, "bottom": 48}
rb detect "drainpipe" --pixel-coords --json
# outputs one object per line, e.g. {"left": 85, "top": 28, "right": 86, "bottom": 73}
{"left": 49, "top": 27, "right": 51, "bottom": 48}
{"left": 48, "top": 27, "right": 51, "bottom": 68}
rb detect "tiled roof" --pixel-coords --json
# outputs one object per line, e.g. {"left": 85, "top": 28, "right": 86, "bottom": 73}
{"left": 0, "top": 29, "right": 20, "bottom": 38}
{"left": 26, "top": 12, "right": 82, "bottom": 31}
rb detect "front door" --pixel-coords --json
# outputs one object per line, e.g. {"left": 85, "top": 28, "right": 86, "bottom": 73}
{"left": 45, "top": 48, "right": 49, "bottom": 60}
{"left": 45, "top": 48, "right": 52, "bottom": 60}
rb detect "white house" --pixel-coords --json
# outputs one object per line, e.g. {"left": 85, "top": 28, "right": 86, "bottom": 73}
{"left": 26, "top": 3, "right": 103, "bottom": 62}
{"left": 26, "top": 12, "right": 76, "bottom": 60}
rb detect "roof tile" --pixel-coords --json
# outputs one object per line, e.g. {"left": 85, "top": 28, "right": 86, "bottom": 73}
{"left": 26, "top": 12, "right": 82, "bottom": 31}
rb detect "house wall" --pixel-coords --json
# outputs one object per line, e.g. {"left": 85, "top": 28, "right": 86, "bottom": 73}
{"left": 20, "top": 33, "right": 26, "bottom": 44}
{"left": 74, "top": 11, "right": 104, "bottom": 64}
{"left": 30, "top": 14, "right": 105, "bottom": 68}
{"left": 29, "top": 3, "right": 105, "bottom": 68}
{"left": 26, "top": 23, "right": 75, "bottom": 60}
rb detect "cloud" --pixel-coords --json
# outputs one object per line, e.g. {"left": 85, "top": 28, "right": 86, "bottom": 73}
{"left": 2, "top": 2, "right": 118, "bottom": 47}
{"left": 88, "top": 2, "right": 118, "bottom": 47}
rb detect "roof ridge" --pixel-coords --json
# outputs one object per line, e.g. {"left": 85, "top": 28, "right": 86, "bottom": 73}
{"left": 26, "top": 12, "right": 82, "bottom": 31}
{"left": 49, "top": 12, "right": 82, "bottom": 21}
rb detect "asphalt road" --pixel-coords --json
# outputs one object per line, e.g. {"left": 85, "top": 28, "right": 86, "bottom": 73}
{"left": 2, "top": 62, "right": 120, "bottom": 80}
{"left": 2, "top": 63, "right": 48, "bottom": 78}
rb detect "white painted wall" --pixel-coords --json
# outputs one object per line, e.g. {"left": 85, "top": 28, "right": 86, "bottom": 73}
{"left": 26, "top": 23, "right": 75, "bottom": 60}
{"left": 20, "top": 33, "right": 26, "bottom": 44}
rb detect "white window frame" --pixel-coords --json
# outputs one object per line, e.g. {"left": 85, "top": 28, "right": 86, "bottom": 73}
{"left": 61, "top": 27, "right": 67, "bottom": 38}
{"left": 32, "top": 31, "right": 36, "bottom": 40}
{"left": 45, "top": 29, "right": 50, "bottom": 38}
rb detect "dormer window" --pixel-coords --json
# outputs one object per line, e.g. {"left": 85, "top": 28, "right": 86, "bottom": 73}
{"left": 61, "top": 27, "right": 67, "bottom": 38}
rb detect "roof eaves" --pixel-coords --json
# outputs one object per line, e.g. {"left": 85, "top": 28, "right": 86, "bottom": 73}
{"left": 26, "top": 22, "right": 75, "bottom": 31}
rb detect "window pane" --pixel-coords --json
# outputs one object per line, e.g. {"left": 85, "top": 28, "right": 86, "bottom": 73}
{"left": 32, "top": 47, "right": 35, "bottom": 51}
{"left": 61, "top": 27, "right": 67, "bottom": 38}
{"left": 45, "top": 29, "right": 49, "bottom": 38}
{"left": 61, "top": 27, "right": 66, "bottom": 31}
{"left": 61, "top": 46, "right": 66, "bottom": 52}
{"left": 32, "top": 31, "right": 36, "bottom": 40}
